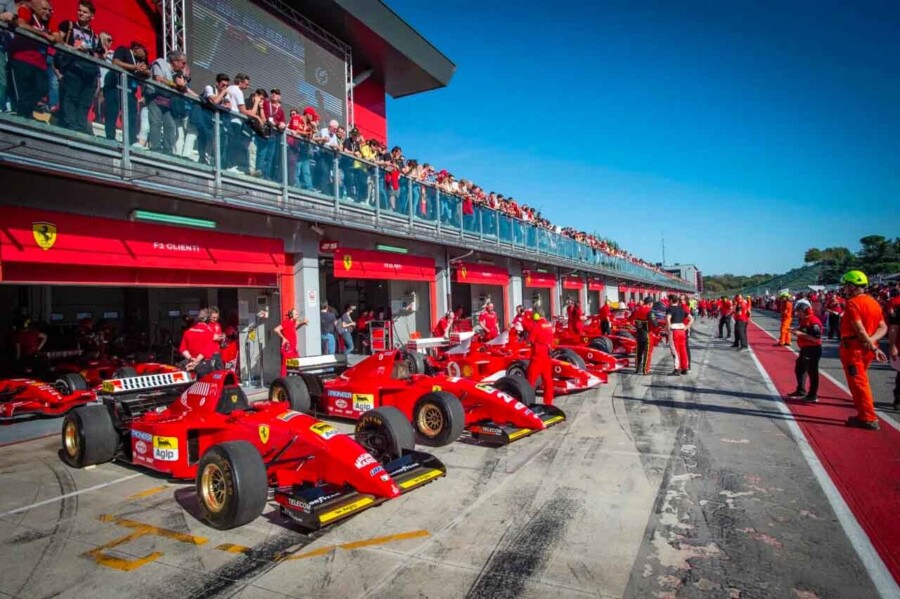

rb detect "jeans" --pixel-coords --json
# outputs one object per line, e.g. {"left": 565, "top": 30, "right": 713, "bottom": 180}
{"left": 321, "top": 333, "right": 336, "bottom": 355}
{"left": 295, "top": 155, "right": 313, "bottom": 189}
{"left": 148, "top": 99, "right": 176, "bottom": 153}
{"left": 227, "top": 120, "right": 249, "bottom": 170}
{"left": 255, "top": 135, "right": 274, "bottom": 178}
{"left": 795, "top": 346, "right": 822, "bottom": 396}
{"left": 340, "top": 329, "right": 354, "bottom": 355}
{"left": 11, "top": 61, "right": 47, "bottom": 118}
{"left": 59, "top": 66, "right": 98, "bottom": 135}
{"left": 0, "top": 49, "right": 8, "bottom": 111}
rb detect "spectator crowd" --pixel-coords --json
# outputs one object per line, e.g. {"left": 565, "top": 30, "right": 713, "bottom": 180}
{"left": 0, "top": 0, "right": 684, "bottom": 284}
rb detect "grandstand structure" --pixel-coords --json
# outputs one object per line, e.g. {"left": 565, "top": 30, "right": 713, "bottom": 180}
{"left": 0, "top": 0, "right": 693, "bottom": 381}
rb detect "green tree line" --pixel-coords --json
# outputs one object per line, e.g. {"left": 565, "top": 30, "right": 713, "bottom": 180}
{"left": 704, "top": 235, "right": 899, "bottom": 294}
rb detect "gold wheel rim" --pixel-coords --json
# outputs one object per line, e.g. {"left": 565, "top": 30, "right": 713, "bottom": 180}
{"left": 201, "top": 463, "right": 227, "bottom": 514}
{"left": 63, "top": 420, "right": 79, "bottom": 458}
{"left": 272, "top": 386, "right": 286, "bottom": 402}
{"left": 417, "top": 404, "right": 444, "bottom": 437}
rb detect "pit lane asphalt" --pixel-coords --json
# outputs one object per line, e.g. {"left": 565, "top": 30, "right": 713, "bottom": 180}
{"left": 0, "top": 318, "right": 891, "bottom": 599}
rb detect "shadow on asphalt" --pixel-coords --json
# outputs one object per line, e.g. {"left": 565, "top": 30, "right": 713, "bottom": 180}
{"left": 622, "top": 390, "right": 849, "bottom": 427}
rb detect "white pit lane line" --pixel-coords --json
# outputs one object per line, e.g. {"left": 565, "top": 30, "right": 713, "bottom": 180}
{"left": 754, "top": 323, "right": 900, "bottom": 432}
{"left": 0, "top": 473, "right": 143, "bottom": 518}
{"left": 747, "top": 325, "right": 900, "bottom": 598}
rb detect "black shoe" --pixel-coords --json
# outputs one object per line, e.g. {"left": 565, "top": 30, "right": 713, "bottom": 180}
{"left": 787, "top": 390, "right": 805, "bottom": 398}
{"left": 669, "top": 370, "right": 682, "bottom": 376}
{"left": 681, "top": 369, "right": 688, "bottom": 375}
{"left": 894, "top": 400, "right": 900, "bottom": 411}
{"left": 845, "top": 416, "right": 879, "bottom": 430}
{"left": 802, "top": 395, "right": 817, "bottom": 403}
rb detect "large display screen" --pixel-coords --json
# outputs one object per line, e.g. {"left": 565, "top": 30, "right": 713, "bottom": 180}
{"left": 186, "top": 0, "right": 348, "bottom": 125}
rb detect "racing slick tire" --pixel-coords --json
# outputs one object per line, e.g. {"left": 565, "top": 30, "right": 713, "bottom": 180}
{"left": 616, "top": 331, "right": 635, "bottom": 341}
{"left": 57, "top": 373, "right": 89, "bottom": 395}
{"left": 401, "top": 350, "right": 426, "bottom": 376}
{"left": 113, "top": 366, "right": 138, "bottom": 379}
{"left": 268, "top": 377, "right": 312, "bottom": 414}
{"left": 492, "top": 375, "right": 536, "bottom": 407}
{"left": 354, "top": 406, "right": 416, "bottom": 462}
{"left": 61, "top": 406, "right": 119, "bottom": 468}
{"left": 412, "top": 392, "right": 465, "bottom": 447}
{"left": 590, "top": 337, "right": 614, "bottom": 355}
{"left": 505, "top": 360, "right": 529, "bottom": 380}
{"left": 196, "top": 442, "right": 267, "bottom": 530}
{"left": 552, "top": 348, "right": 587, "bottom": 371}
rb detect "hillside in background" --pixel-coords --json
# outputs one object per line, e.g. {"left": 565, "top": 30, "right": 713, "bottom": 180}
{"left": 704, "top": 264, "right": 825, "bottom": 297}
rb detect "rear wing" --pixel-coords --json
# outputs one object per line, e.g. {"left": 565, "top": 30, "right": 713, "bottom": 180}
{"left": 405, "top": 337, "right": 450, "bottom": 352}
{"left": 285, "top": 354, "right": 348, "bottom": 377}
{"left": 99, "top": 371, "right": 193, "bottom": 395}
{"left": 449, "top": 331, "right": 475, "bottom": 346}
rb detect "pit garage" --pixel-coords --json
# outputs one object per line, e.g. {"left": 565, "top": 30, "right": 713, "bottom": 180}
{"left": 319, "top": 247, "right": 435, "bottom": 351}
{"left": 522, "top": 269, "right": 557, "bottom": 317}
{"left": 586, "top": 277, "right": 607, "bottom": 314}
{"left": 449, "top": 262, "right": 509, "bottom": 329}
{"left": 0, "top": 207, "right": 292, "bottom": 386}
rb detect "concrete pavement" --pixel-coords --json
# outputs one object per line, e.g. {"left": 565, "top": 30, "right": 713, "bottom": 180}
{"left": 0, "top": 317, "right": 893, "bottom": 599}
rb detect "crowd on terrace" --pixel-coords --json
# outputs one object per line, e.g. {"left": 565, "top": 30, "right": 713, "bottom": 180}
{"left": 0, "top": 0, "right": 684, "bottom": 283}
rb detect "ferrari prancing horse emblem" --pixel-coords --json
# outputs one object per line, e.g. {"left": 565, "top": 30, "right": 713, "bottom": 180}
{"left": 32, "top": 222, "right": 57, "bottom": 251}
{"left": 343, "top": 254, "right": 353, "bottom": 271}
{"left": 258, "top": 425, "right": 270, "bottom": 444}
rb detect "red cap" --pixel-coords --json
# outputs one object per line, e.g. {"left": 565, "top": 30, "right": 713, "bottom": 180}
{"left": 303, "top": 106, "right": 319, "bottom": 119}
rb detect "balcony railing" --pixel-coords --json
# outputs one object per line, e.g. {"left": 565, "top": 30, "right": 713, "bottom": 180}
{"left": 0, "top": 27, "right": 692, "bottom": 290}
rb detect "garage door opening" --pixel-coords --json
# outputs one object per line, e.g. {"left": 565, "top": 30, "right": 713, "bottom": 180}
{"left": 450, "top": 262, "right": 509, "bottom": 332}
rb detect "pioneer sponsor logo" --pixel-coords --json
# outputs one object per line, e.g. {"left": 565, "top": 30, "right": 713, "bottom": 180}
{"left": 355, "top": 453, "right": 377, "bottom": 470}
{"left": 328, "top": 390, "right": 352, "bottom": 399}
{"left": 132, "top": 430, "right": 153, "bottom": 442}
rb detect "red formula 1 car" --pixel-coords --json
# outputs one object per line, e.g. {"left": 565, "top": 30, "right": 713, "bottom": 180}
{"left": 485, "top": 330, "right": 629, "bottom": 377}
{"left": 423, "top": 333, "right": 606, "bottom": 395}
{"left": 0, "top": 373, "right": 94, "bottom": 420}
{"left": 62, "top": 370, "right": 445, "bottom": 530}
{"left": 270, "top": 351, "right": 565, "bottom": 446}
{"left": 554, "top": 319, "right": 637, "bottom": 356}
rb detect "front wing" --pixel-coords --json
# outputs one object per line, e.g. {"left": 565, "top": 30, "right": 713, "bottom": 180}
{"left": 467, "top": 403, "right": 566, "bottom": 445}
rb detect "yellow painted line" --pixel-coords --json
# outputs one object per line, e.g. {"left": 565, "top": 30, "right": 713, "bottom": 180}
{"left": 85, "top": 530, "right": 164, "bottom": 572}
{"left": 398, "top": 469, "right": 444, "bottom": 490}
{"left": 280, "top": 546, "right": 337, "bottom": 562}
{"left": 99, "top": 514, "right": 209, "bottom": 545}
{"left": 544, "top": 415, "right": 565, "bottom": 425}
{"left": 126, "top": 486, "right": 168, "bottom": 500}
{"left": 215, "top": 543, "right": 251, "bottom": 554}
{"left": 318, "top": 496, "right": 375, "bottom": 524}
{"left": 338, "top": 529, "right": 430, "bottom": 550}
{"left": 507, "top": 428, "right": 533, "bottom": 441}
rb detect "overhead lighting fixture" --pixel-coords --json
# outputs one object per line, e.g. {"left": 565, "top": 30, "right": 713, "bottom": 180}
{"left": 376, "top": 244, "right": 408, "bottom": 254}
{"left": 131, "top": 210, "right": 216, "bottom": 229}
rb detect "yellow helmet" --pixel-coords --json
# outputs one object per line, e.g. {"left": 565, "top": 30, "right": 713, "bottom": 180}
{"left": 841, "top": 270, "right": 868, "bottom": 287}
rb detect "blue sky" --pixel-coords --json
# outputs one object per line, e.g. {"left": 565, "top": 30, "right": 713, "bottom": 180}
{"left": 383, "top": 0, "right": 899, "bottom": 276}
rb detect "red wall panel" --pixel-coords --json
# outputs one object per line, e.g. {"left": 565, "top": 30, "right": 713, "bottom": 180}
{"left": 52, "top": 0, "right": 160, "bottom": 58}
{"left": 352, "top": 77, "right": 387, "bottom": 143}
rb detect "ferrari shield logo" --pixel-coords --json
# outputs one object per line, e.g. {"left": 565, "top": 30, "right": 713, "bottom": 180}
{"left": 460, "top": 265, "right": 467, "bottom": 280}
{"left": 32, "top": 222, "right": 57, "bottom": 251}
{"left": 343, "top": 254, "right": 353, "bottom": 271}
{"left": 525, "top": 274, "right": 532, "bottom": 286}
{"left": 258, "top": 425, "right": 270, "bottom": 444}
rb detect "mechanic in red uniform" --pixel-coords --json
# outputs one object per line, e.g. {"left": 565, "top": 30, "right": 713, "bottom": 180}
{"left": 478, "top": 302, "right": 500, "bottom": 341}
{"left": 718, "top": 296, "right": 733, "bottom": 339}
{"left": 732, "top": 294, "right": 750, "bottom": 350}
{"left": 527, "top": 310, "right": 555, "bottom": 405}
{"left": 511, "top": 305, "right": 525, "bottom": 332}
{"left": 598, "top": 300, "right": 612, "bottom": 335}
{"left": 825, "top": 294, "right": 844, "bottom": 340}
{"left": 787, "top": 299, "right": 823, "bottom": 402}
{"left": 666, "top": 295, "right": 692, "bottom": 375}
{"left": 432, "top": 311, "right": 455, "bottom": 338}
{"left": 567, "top": 299, "right": 584, "bottom": 335}
{"left": 273, "top": 308, "right": 309, "bottom": 377}
{"left": 179, "top": 309, "right": 216, "bottom": 377}
{"left": 838, "top": 271, "right": 888, "bottom": 430}
{"left": 632, "top": 297, "right": 655, "bottom": 374}
{"left": 15, "top": 319, "right": 48, "bottom": 374}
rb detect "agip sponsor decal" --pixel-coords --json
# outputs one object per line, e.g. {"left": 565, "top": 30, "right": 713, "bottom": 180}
{"left": 310, "top": 422, "right": 339, "bottom": 440}
{"left": 352, "top": 393, "right": 374, "bottom": 412}
{"left": 153, "top": 436, "right": 178, "bottom": 461}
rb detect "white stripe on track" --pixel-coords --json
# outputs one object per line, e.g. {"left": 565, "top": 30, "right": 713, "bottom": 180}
{"left": 754, "top": 323, "right": 900, "bottom": 432}
{"left": 0, "top": 473, "right": 143, "bottom": 518}
{"left": 746, "top": 333, "right": 900, "bottom": 598}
